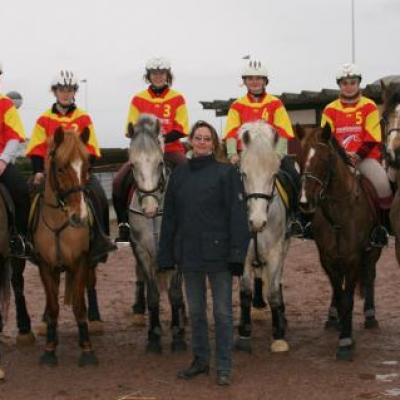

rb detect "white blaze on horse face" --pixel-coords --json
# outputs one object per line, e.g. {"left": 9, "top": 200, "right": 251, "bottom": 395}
{"left": 300, "top": 147, "right": 315, "bottom": 204}
{"left": 71, "top": 159, "right": 88, "bottom": 219}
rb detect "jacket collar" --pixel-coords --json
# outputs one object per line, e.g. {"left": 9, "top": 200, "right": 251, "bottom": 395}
{"left": 188, "top": 154, "right": 215, "bottom": 170}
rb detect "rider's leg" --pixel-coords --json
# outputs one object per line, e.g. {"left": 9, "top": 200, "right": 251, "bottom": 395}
{"left": 358, "top": 158, "right": 393, "bottom": 247}
{"left": 0, "top": 164, "right": 31, "bottom": 257}
{"left": 112, "top": 162, "right": 133, "bottom": 242}
{"left": 86, "top": 174, "right": 116, "bottom": 265}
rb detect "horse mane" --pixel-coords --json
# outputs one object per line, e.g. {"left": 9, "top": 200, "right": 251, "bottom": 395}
{"left": 383, "top": 82, "right": 400, "bottom": 116}
{"left": 329, "top": 134, "right": 353, "bottom": 166}
{"left": 48, "top": 129, "right": 89, "bottom": 166}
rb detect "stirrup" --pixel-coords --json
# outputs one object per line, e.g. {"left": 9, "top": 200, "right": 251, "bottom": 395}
{"left": 115, "top": 222, "right": 130, "bottom": 245}
{"left": 286, "top": 219, "right": 304, "bottom": 238}
{"left": 370, "top": 226, "right": 389, "bottom": 248}
{"left": 10, "top": 234, "right": 28, "bottom": 258}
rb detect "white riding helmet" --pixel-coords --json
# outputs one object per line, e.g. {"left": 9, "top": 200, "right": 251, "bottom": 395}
{"left": 145, "top": 57, "right": 171, "bottom": 71}
{"left": 241, "top": 59, "right": 268, "bottom": 78}
{"left": 51, "top": 70, "right": 79, "bottom": 90}
{"left": 336, "top": 63, "right": 362, "bottom": 83}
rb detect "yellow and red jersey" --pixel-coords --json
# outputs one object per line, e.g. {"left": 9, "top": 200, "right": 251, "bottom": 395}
{"left": 224, "top": 93, "right": 294, "bottom": 150}
{"left": 126, "top": 87, "right": 189, "bottom": 153}
{"left": 321, "top": 96, "right": 382, "bottom": 160}
{"left": 0, "top": 94, "right": 25, "bottom": 153}
{"left": 26, "top": 105, "right": 100, "bottom": 158}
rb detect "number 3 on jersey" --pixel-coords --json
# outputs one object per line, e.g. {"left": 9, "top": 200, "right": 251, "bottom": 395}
{"left": 163, "top": 104, "right": 171, "bottom": 118}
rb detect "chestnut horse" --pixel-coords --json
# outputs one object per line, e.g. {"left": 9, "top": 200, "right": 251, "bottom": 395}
{"left": 297, "top": 124, "right": 382, "bottom": 361}
{"left": 32, "top": 126, "right": 98, "bottom": 366}
{"left": 381, "top": 81, "right": 400, "bottom": 267}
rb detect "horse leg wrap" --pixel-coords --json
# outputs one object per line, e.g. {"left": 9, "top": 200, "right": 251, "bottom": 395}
{"left": 87, "top": 288, "right": 101, "bottom": 321}
{"left": 46, "top": 322, "right": 58, "bottom": 347}
{"left": 78, "top": 322, "right": 90, "bottom": 348}
{"left": 271, "top": 306, "right": 286, "bottom": 340}
{"left": 252, "top": 277, "right": 267, "bottom": 308}
{"left": 133, "top": 281, "right": 146, "bottom": 314}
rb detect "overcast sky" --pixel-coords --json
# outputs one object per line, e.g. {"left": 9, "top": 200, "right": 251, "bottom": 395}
{"left": 1, "top": 0, "right": 399, "bottom": 147}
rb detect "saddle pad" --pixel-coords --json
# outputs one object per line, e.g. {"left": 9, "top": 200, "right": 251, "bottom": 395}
{"left": 275, "top": 178, "right": 289, "bottom": 209}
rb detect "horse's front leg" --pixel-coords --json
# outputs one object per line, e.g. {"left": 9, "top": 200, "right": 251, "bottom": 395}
{"left": 235, "top": 254, "right": 253, "bottom": 353}
{"left": 39, "top": 264, "right": 60, "bottom": 366}
{"left": 324, "top": 292, "right": 340, "bottom": 331}
{"left": 336, "top": 266, "right": 357, "bottom": 361}
{"left": 146, "top": 272, "right": 162, "bottom": 354}
{"left": 167, "top": 270, "right": 187, "bottom": 352}
{"left": 265, "top": 250, "right": 289, "bottom": 353}
{"left": 73, "top": 259, "right": 98, "bottom": 367}
{"left": 11, "top": 258, "right": 35, "bottom": 345}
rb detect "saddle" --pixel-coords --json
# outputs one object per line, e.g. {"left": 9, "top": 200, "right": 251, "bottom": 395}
{"left": 276, "top": 169, "right": 298, "bottom": 212}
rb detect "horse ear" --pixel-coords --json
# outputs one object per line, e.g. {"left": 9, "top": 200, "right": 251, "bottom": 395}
{"left": 80, "top": 127, "right": 90, "bottom": 145}
{"left": 321, "top": 123, "right": 332, "bottom": 142}
{"left": 54, "top": 127, "right": 64, "bottom": 147}
{"left": 242, "top": 130, "right": 251, "bottom": 146}
{"left": 294, "top": 124, "right": 306, "bottom": 141}
{"left": 380, "top": 79, "right": 387, "bottom": 93}
{"left": 126, "top": 122, "right": 135, "bottom": 139}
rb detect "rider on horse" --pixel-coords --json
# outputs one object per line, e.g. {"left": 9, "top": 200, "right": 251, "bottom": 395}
{"left": 26, "top": 69, "right": 116, "bottom": 264}
{"left": 321, "top": 63, "right": 392, "bottom": 247}
{"left": 0, "top": 61, "right": 31, "bottom": 257}
{"left": 112, "top": 57, "right": 189, "bottom": 243}
{"left": 223, "top": 58, "right": 304, "bottom": 236}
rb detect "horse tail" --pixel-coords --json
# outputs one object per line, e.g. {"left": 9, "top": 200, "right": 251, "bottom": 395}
{"left": 64, "top": 271, "right": 74, "bottom": 306}
{"left": 0, "top": 257, "right": 11, "bottom": 322}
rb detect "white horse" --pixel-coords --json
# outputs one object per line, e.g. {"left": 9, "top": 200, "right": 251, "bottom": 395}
{"left": 235, "top": 121, "right": 290, "bottom": 354}
{"left": 127, "top": 115, "right": 186, "bottom": 353}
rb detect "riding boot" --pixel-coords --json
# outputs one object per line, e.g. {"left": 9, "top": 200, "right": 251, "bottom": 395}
{"left": 370, "top": 209, "right": 390, "bottom": 248}
{"left": 286, "top": 213, "right": 304, "bottom": 238}
{"left": 88, "top": 207, "right": 117, "bottom": 266}
{"left": 115, "top": 222, "right": 130, "bottom": 244}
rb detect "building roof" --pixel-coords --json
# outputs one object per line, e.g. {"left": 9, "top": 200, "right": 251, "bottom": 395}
{"left": 200, "top": 75, "right": 400, "bottom": 116}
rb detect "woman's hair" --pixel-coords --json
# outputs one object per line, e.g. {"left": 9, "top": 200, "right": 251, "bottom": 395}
{"left": 189, "top": 120, "right": 228, "bottom": 162}
{"left": 144, "top": 70, "right": 174, "bottom": 85}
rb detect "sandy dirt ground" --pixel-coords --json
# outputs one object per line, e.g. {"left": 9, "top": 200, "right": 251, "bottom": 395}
{"left": 0, "top": 236, "right": 400, "bottom": 400}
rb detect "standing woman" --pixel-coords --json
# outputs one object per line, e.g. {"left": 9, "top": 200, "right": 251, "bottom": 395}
{"left": 113, "top": 57, "right": 189, "bottom": 243}
{"left": 157, "top": 121, "right": 250, "bottom": 386}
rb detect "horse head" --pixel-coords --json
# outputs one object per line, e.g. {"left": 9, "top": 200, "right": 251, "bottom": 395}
{"left": 128, "top": 115, "right": 165, "bottom": 218}
{"left": 297, "top": 124, "right": 339, "bottom": 213}
{"left": 47, "top": 126, "right": 90, "bottom": 227}
{"left": 382, "top": 81, "right": 400, "bottom": 168}
{"left": 239, "top": 121, "right": 280, "bottom": 232}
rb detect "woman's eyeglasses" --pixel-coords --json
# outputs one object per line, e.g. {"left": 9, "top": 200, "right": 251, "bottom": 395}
{"left": 193, "top": 136, "right": 212, "bottom": 143}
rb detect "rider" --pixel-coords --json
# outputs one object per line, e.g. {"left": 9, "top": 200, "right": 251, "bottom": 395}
{"left": 26, "top": 69, "right": 116, "bottom": 264}
{"left": 321, "top": 63, "right": 392, "bottom": 247}
{"left": 0, "top": 61, "right": 31, "bottom": 257}
{"left": 224, "top": 58, "right": 304, "bottom": 236}
{"left": 112, "top": 57, "right": 189, "bottom": 243}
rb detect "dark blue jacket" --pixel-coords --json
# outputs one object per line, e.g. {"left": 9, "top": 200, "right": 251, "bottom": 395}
{"left": 157, "top": 154, "right": 250, "bottom": 272}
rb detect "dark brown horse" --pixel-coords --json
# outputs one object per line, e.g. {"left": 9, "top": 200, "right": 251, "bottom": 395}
{"left": 32, "top": 126, "right": 97, "bottom": 366}
{"left": 381, "top": 81, "right": 400, "bottom": 266}
{"left": 297, "top": 124, "right": 382, "bottom": 361}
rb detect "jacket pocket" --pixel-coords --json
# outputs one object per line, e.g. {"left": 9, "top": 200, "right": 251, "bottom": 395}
{"left": 201, "top": 232, "right": 229, "bottom": 261}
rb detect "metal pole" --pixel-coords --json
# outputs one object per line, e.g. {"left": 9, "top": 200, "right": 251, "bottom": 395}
{"left": 351, "top": 0, "right": 356, "bottom": 63}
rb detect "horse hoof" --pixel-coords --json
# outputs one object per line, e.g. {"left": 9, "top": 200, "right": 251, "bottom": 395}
{"left": 0, "top": 368, "right": 4, "bottom": 381}
{"left": 88, "top": 321, "right": 104, "bottom": 336}
{"left": 131, "top": 313, "right": 146, "bottom": 327}
{"left": 235, "top": 337, "right": 252, "bottom": 353}
{"left": 146, "top": 341, "right": 162, "bottom": 354}
{"left": 324, "top": 318, "right": 340, "bottom": 331}
{"left": 36, "top": 323, "right": 47, "bottom": 337}
{"left": 39, "top": 350, "right": 58, "bottom": 366}
{"left": 271, "top": 339, "right": 289, "bottom": 353}
{"left": 252, "top": 308, "right": 267, "bottom": 321}
{"left": 78, "top": 351, "right": 98, "bottom": 367}
{"left": 171, "top": 339, "right": 187, "bottom": 353}
{"left": 364, "top": 317, "right": 379, "bottom": 329}
{"left": 336, "top": 345, "right": 354, "bottom": 361}
{"left": 16, "top": 331, "right": 35, "bottom": 346}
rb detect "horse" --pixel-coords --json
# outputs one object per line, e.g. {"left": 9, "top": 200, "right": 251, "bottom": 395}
{"left": 296, "top": 123, "right": 382, "bottom": 360}
{"left": 128, "top": 114, "right": 186, "bottom": 353}
{"left": 0, "top": 194, "right": 10, "bottom": 380}
{"left": 381, "top": 80, "right": 400, "bottom": 265}
{"left": 32, "top": 126, "right": 98, "bottom": 366}
{"left": 235, "top": 121, "right": 290, "bottom": 354}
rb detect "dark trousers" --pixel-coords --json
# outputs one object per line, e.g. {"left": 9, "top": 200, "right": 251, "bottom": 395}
{"left": 0, "top": 164, "right": 30, "bottom": 235}
{"left": 183, "top": 270, "right": 233, "bottom": 374}
{"left": 86, "top": 174, "right": 110, "bottom": 235}
{"left": 112, "top": 152, "right": 187, "bottom": 224}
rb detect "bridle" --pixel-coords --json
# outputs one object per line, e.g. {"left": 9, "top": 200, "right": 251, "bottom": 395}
{"left": 47, "top": 147, "right": 87, "bottom": 210}
{"left": 133, "top": 165, "right": 167, "bottom": 206}
{"left": 243, "top": 173, "right": 277, "bottom": 214}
